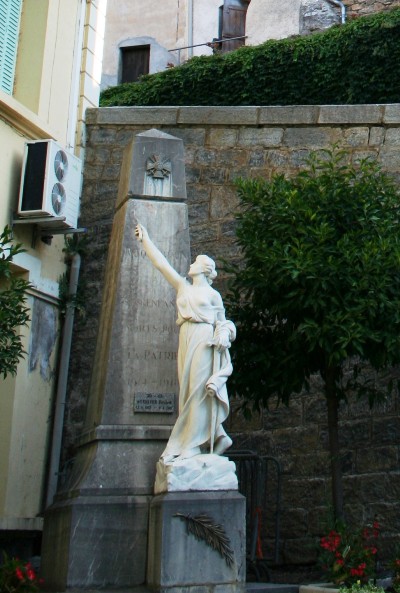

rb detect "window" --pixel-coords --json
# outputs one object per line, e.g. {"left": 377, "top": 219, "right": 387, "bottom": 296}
{"left": 120, "top": 45, "right": 150, "bottom": 83}
{"left": 0, "top": 0, "right": 23, "bottom": 94}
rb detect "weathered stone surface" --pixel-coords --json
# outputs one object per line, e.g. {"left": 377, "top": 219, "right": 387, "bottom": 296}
{"left": 94, "top": 106, "right": 179, "bottom": 125}
{"left": 369, "top": 126, "right": 385, "bottom": 145}
{"left": 41, "top": 494, "right": 150, "bottom": 590}
{"left": 178, "top": 106, "right": 258, "bottom": 125}
{"left": 217, "top": 148, "right": 247, "bottom": 168}
{"left": 280, "top": 508, "right": 308, "bottom": 538}
{"left": 88, "top": 127, "right": 118, "bottom": 144}
{"left": 283, "top": 537, "right": 318, "bottom": 564}
{"left": 355, "top": 446, "right": 398, "bottom": 472}
{"left": 259, "top": 106, "right": 319, "bottom": 125}
{"left": 383, "top": 104, "right": 400, "bottom": 124}
{"left": 188, "top": 201, "right": 210, "bottom": 224}
{"left": 147, "top": 491, "right": 246, "bottom": 592}
{"left": 384, "top": 128, "right": 400, "bottom": 145}
{"left": 163, "top": 127, "right": 207, "bottom": 146}
{"left": 342, "top": 127, "right": 370, "bottom": 146}
{"left": 210, "top": 186, "right": 240, "bottom": 220}
{"left": 300, "top": 0, "right": 339, "bottom": 35}
{"left": 378, "top": 148, "right": 400, "bottom": 170}
{"left": 201, "top": 167, "right": 227, "bottom": 185}
{"left": 319, "top": 105, "right": 383, "bottom": 124}
{"left": 372, "top": 417, "right": 400, "bottom": 444}
{"left": 238, "top": 127, "right": 283, "bottom": 147}
{"left": 208, "top": 128, "right": 239, "bottom": 147}
{"left": 284, "top": 127, "right": 341, "bottom": 147}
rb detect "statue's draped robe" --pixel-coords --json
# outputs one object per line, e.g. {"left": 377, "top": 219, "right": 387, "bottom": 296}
{"left": 161, "top": 282, "right": 236, "bottom": 460}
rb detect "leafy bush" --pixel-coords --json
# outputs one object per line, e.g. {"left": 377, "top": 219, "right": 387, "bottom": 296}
{"left": 226, "top": 147, "right": 400, "bottom": 519}
{"left": 100, "top": 8, "right": 400, "bottom": 107}
{"left": 0, "top": 226, "right": 30, "bottom": 379}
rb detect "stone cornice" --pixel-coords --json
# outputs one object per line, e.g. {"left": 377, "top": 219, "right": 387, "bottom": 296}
{"left": 86, "top": 104, "right": 400, "bottom": 126}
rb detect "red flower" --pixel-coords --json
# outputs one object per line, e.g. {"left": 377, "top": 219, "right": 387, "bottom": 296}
{"left": 15, "top": 567, "right": 24, "bottom": 581}
{"left": 336, "top": 558, "right": 344, "bottom": 566}
{"left": 370, "top": 547, "right": 378, "bottom": 555}
{"left": 26, "top": 567, "right": 36, "bottom": 580}
{"left": 320, "top": 530, "right": 341, "bottom": 552}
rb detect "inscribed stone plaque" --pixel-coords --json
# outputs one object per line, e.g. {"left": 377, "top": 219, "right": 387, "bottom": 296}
{"left": 134, "top": 393, "right": 175, "bottom": 414}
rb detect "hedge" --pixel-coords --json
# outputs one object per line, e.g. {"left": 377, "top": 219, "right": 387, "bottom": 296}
{"left": 100, "top": 8, "right": 400, "bottom": 107}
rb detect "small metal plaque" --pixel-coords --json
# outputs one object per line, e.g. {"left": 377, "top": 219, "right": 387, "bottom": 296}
{"left": 134, "top": 392, "right": 175, "bottom": 414}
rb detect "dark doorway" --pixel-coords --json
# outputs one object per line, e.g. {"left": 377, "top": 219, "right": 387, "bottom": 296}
{"left": 219, "top": 0, "right": 250, "bottom": 53}
{"left": 120, "top": 45, "right": 150, "bottom": 83}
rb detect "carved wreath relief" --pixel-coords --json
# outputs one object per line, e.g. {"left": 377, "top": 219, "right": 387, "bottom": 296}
{"left": 144, "top": 154, "right": 172, "bottom": 197}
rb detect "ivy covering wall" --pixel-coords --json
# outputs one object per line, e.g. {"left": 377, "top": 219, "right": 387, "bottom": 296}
{"left": 100, "top": 8, "right": 400, "bottom": 107}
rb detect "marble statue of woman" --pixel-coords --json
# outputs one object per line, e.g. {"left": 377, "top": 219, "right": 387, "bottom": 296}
{"left": 135, "top": 224, "right": 236, "bottom": 466}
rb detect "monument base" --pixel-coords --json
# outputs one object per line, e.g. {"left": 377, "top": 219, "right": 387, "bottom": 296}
{"left": 147, "top": 490, "right": 246, "bottom": 593}
{"left": 40, "top": 490, "right": 150, "bottom": 591}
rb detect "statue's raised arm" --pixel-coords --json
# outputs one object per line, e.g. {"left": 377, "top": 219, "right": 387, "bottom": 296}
{"left": 135, "top": 224, "right": 184, "bottom": 292}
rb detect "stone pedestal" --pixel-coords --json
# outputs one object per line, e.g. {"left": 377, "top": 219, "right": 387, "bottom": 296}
{"left": 147, "top": 491, "right": 246, "bottom": 593}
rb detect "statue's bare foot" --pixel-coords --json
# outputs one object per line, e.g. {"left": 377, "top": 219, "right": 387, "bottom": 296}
{"left": 213, "top": 435, "right": 232, "bottom": 455}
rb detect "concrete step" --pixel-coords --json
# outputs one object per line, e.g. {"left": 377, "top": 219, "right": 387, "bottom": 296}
{"left": 247, "top": 584, "right": 299, "bottom": 593}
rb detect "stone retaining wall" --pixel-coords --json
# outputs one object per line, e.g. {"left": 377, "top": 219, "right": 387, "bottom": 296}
{"left": 344, "top": 0, "right": 400, "bottom": 18}
{"left": 65, "top": 104, "right": 400, "bottom": 575}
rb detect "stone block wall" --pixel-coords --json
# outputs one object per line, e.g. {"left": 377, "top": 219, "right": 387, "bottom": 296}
{"left": 344, "top": 0, "right": 400, "bottom": 17}
{"left": 64, "top": 104, "right": 400, "bottom": 577}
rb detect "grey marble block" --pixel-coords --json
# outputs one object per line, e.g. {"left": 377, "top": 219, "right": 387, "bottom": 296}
{"left": 147, "top": 491, "right": 246, "bottom": 593}
{"left": 40, "top": 493, "right": 150, "bottom": 590}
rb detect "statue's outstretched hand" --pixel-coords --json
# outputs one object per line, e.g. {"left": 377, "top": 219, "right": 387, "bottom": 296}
{"left": 135, "top": 223, "right": 148, "bottom": 242}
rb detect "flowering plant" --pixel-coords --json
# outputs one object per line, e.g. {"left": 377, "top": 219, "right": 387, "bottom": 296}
{"left": 0, "top": 553, "right": 43, "bottom": 592}
{"left": 319, "top": 521, "right": 379, "bottom": 584}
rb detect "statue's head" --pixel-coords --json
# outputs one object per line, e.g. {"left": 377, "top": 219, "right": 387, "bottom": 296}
{"left": 189, "top": 255, "right": 217, "bottom": 285}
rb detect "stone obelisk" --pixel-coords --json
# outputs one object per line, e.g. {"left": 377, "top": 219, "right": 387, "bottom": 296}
{"left": 41, "top": 129, "right": 191, "bottom": 590}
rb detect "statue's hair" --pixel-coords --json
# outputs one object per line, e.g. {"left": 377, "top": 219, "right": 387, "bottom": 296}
{"left": 197, "top": 255, "right": 217, "bottom": 285}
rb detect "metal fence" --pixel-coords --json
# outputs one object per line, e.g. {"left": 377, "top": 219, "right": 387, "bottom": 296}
{"left": 227, "top": 450, "right": 282, "bottom": 581}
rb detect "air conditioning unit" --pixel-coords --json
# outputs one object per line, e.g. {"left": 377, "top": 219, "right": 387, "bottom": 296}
{"left": 18, "top": 139, "right": 82, "bottom": 229}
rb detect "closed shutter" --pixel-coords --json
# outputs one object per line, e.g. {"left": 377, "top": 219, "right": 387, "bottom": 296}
{"left": 0, "top": 0, "right": 23, "bottom": 94}
{"left": 221, "top": 0, "right": 249, "bottom": 53}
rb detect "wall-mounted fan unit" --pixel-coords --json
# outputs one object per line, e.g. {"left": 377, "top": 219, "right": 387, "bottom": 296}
{"left": 17, "top": 140, "right": 82, "bottom": 229}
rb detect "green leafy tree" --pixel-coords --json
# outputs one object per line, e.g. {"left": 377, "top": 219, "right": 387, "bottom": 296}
{"left": 226, "top": 148, "right": 400, "bottom": 520}
{"left": 0, "top": 226, "right": 31, "bottom": 379}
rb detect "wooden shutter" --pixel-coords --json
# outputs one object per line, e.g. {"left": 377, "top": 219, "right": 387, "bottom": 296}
{"left": 120, "top": 45, "right": 150, "bottom": 83}
{"left": 221, "top": 0, "right": 249, "bottom": 53}
{"left": 0, "top": 0, "right": 23, "bottom": 94}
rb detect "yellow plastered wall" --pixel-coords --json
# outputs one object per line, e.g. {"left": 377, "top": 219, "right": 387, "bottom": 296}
{"left": 0, "top": 295, "right": 59, "bottom": 519}
{"left": 0, "top": 0, "right": 107, "bottom": 523}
